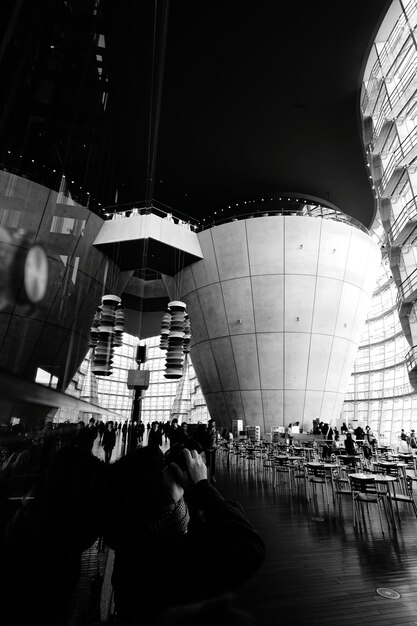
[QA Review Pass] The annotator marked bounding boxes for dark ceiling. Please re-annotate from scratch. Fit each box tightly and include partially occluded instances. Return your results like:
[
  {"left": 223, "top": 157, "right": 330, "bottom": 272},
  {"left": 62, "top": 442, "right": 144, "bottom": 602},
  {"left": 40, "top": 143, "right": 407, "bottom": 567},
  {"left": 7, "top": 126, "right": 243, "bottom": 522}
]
[
  {"left": 102, "top": 0, "right": 391, "bottom": 228},
  {"left": 0, "top": 0, "right": 392, "bottom": 229}
]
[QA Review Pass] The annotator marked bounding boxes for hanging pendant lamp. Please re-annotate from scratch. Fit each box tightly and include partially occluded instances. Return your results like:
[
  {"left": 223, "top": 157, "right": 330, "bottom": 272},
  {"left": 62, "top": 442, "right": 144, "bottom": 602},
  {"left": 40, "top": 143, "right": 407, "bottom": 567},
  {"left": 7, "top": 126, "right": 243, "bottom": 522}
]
[
  {"left": 164, "top": 300, "right": 187, "bottom": 379},
  {"left": 90, "top": 294, "right": 124, "bottom": 376}
]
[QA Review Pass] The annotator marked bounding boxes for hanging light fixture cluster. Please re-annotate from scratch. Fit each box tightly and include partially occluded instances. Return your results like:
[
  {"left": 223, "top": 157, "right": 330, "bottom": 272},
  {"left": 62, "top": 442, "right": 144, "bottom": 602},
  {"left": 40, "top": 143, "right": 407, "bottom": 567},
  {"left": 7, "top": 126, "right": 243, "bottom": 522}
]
[
  {"left": 159, "top": 308, "right": 172, "bottom": 351},
  {"left": 159, "top": 300, "right": 190, "bottom": 379},
  {"left": 88, "top": 294, "right": 124, "bottom": 376}
]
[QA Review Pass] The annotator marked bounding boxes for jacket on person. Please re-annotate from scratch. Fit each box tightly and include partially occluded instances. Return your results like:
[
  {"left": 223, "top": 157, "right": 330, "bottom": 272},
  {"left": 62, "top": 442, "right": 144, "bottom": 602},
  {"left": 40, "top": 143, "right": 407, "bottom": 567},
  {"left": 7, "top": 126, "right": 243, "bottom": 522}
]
[{"left": 105, "top": 479, "right": 265, "bottom": 624}]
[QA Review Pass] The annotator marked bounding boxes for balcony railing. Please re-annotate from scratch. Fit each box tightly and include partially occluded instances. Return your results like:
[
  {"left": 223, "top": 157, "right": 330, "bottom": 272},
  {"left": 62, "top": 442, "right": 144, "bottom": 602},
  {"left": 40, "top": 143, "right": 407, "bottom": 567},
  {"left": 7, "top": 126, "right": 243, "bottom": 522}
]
[
  {"left": 344, "top": 382, "right": 415, "bottom": 401},
  {"left": 405, "top": 344, "right": 417, "bottom": 375},
  {"left": 388, "top": 195, "right": 417, "bottom": 244},
  {"left": 396, "top": 267, "right": 417, "bottom": 310}
]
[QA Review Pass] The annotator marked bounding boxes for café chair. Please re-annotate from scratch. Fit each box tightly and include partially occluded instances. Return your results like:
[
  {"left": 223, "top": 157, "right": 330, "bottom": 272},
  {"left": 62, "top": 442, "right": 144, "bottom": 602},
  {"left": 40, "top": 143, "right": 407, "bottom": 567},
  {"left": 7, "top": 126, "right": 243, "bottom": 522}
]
[
  {"left": 292, "top": 459, "right": 308, "bottom": 496},
  {"left": 333, "top": 466, "right": 352, "bottom": 506},
  {"left": 349, "top": 475, "right": 391, "bottom": 534},
  {"left": 274, "top": 456, "right": 293, "bottom": 491},
  {"left": 389, "top": 475, "right": 417, "bottom": 520},
  {"left": 262, "top": 451, "right": 276, "bottom": 483},
  {"left": 305, "top": 463, "right": 332, "bottom": 510}
]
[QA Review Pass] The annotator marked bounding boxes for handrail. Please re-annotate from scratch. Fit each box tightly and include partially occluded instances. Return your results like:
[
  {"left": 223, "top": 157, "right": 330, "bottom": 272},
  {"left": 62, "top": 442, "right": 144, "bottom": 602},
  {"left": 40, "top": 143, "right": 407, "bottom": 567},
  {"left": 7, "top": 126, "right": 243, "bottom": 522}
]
[
  {"left": 388, "top": 195, "right": 417, "bottom": 243},
  {"left": 396, "top": 266, "right": 417, "bottom": 306},
  {"left": 198, "top": 206, "right": 369, "bottom": 235},
  {"left": 405, "top": 344, "right": 417, "bottom": 373},
  {"left": 345, "top": 382, "right": 416, "bottom": 401},
  {"left": 106, "top": 203, "right": 370, "bottom": 235}
]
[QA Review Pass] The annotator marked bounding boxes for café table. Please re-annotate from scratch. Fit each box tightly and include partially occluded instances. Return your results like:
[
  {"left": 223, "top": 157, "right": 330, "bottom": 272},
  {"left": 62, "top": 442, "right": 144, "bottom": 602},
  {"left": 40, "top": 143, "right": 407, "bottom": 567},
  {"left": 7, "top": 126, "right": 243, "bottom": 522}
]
[
  {"left": 373, "top": 460, "right": 408, "bottom": 491},
  {"left": 306, "top": 461, "right": 339, "bottom": 500},
  {"left": 349, "top": 472, "right": 398, "bottom": 531}
]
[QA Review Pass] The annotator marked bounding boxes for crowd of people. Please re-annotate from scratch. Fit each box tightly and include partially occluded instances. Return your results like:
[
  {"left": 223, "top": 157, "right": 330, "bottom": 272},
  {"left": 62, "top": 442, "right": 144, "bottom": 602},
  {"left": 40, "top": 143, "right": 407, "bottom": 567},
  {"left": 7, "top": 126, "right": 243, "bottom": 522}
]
[{"left": 312, "top": 420, "right": 417, "bottom": 460}]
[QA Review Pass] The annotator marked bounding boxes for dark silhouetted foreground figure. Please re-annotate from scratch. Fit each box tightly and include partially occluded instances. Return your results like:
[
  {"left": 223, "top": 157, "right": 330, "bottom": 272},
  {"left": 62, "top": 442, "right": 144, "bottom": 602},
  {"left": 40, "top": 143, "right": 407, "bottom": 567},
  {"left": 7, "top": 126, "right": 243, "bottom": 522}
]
[
  {"left": 1, "top": 446, "right": 107, "bottom": 625},
  {"left": 104, "top": 445, "right": 265, "bottom": 625}
]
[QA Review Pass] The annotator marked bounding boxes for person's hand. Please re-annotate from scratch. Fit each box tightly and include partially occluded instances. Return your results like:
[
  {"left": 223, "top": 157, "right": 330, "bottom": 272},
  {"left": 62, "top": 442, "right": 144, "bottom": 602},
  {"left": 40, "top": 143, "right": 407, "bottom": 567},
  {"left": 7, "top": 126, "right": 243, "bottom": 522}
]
[
  {"left": 183, "top": 448, "right": 207, "bottom": 484},
  {"left": 169, "top": 448, "right": 207, "bottom": 488}
]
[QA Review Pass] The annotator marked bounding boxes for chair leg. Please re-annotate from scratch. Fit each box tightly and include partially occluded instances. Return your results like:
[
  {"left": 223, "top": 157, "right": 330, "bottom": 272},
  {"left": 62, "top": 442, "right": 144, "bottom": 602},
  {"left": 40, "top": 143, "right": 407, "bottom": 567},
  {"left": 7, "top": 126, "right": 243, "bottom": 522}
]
[{"left": 376, "top": 499, "right": 385, "bottom": 535}]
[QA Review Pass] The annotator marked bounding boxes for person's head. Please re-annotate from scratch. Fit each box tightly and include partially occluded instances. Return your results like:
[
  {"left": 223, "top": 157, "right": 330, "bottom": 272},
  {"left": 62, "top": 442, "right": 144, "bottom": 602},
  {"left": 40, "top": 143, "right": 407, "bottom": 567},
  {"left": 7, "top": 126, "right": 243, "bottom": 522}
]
[
  {"left": 108, "top": 421, "right": 114, "bottom": 429},
  {"left": 346, "top": 432, "right": 352, "bottom": 439},
  {"left": 104, "top": 446, "right": 189, "bottom": 548},
  {"left": 208, "top": 419, "right": 216, "bottom": 430}
]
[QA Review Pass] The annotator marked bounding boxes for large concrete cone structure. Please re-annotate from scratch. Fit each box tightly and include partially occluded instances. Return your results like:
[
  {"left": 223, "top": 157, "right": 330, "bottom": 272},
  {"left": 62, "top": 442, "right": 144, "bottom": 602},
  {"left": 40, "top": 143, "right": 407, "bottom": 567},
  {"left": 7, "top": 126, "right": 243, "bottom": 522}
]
[{"left": 168, "top": 214, "right": 380, "bottom": 437}]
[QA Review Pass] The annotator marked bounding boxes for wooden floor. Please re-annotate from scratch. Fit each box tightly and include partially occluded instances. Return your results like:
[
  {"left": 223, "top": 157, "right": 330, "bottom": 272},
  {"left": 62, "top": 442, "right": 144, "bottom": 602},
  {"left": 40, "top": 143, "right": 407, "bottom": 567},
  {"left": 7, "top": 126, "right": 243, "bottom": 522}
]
[{"left": 215, "top": 452, "right": 417, "bottom": 626}]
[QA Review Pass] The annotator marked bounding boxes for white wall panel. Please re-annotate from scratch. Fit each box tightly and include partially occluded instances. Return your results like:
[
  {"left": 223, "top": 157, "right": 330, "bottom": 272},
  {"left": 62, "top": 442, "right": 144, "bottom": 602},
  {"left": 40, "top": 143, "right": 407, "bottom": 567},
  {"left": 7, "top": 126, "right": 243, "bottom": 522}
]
[
  {"left": 223, "top": 391, "right": 245, "bottom": 423},
  {"left": 252, "top": 275, "right": 285, "bottom": 332},
  {"left": 194, "top": 341, "right": 222, "bottom": 392},
  {"left": 351, "top": 290, "right": 374, "bottom": 345},
  {"left": 197, "top": 283, "right": 229, "bottom": 338},
  {"left": 284, "top": 389, "right": 307, "bottom": 424},
  {"left": 222, "top": 277, "right": 255, "bottom": 334},
  {"left": 284, "top": 274, "right": 316, "bottom": 333},
  {"left": 303, "top": 390, "right": 325, "bottom": 424},
  {"left": 318, "top": 220, "right": 352, "bottom": 279},
  {"left": 320, "top": 391, "right": 340, "bottom": 422},
  {"left": 306, "top": 333, "right": 334, "bottom": 390},
  {"left": 257, "top": 332, "right": 284, "bottom": 389},
  {"left": 337, "top": 341, "right": 360, "bottom": 394},
  {"left": 247, "top": 217, "right": 284, "bottom": 275},
  {"left": 240, "top": 390, "right": 263, "bottom": 426},
  {"left": 343, "top": 230, "right": 373, "bottom": 288},
  {"left": 177, "top": 265, "right": 195, "bottom": 297},
  {"left": 285, "top": 216, "right": 321, "bottom": 275},
  {"left": 312, "top": 276, "right": 343, "bottom": 335},
  {"left": 334, "top": 282, "right": 361, "bottom": 339},
  {"left": 284, "top": 332, "right": 310, "bottom": 389},
  {"left": 231, "top": 333, "right": 260, "bottom": 389},
  {"left": 210, "top": 337, "right": 239, "bottom": 391},
  {"left": 262, "top": 389, "right": 285, "bottom": 429},
  {"left": 191, "top": 230, "right": 219, "bottom": 289},
  {"left": 212, "top": 221, "right": 249, "bottom": 281},
  {"left": 325, "top": 336, "right": 349, "bottom": 392},
  {"left": 204, "top": 392, "right": 229, "bottom": 423},
  {"left": 363, "top": 244, "right": 382, "bottom": 293}
]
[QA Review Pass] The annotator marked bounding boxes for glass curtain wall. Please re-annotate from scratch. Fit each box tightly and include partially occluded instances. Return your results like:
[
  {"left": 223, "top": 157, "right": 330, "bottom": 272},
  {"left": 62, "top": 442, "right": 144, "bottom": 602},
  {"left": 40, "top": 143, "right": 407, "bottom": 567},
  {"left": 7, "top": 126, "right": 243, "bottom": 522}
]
[{"left": 346, "top": 0, "right": 417, "bottom": 446}]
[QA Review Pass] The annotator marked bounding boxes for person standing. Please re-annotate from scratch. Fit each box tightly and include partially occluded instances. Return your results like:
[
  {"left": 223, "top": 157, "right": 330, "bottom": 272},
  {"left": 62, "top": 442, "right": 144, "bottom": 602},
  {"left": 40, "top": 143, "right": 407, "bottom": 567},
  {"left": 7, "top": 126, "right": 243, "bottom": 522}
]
[
  {"left": 137, "top": 420, "right": 145, "bottom": 445},
  {"left": 168, "top": 418, "right": 186, "bottom": 446},
  {"left": 203, "top": 419, "right": 218, "bottom": 483},
  {"left": 344, "top": 431, "right": 357, "bottom": 456},
  {"left": 148, "top": 421, "right": 163, "bottom": 449},
  {"left": 102, "top": 421, "right": 116, "bottom": 464},
  {"left": 76, "top": 417, "right": 98, "bottom": 453},
  {"left": 98, "top": 420, "right": 106, "bottom": 445}
]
